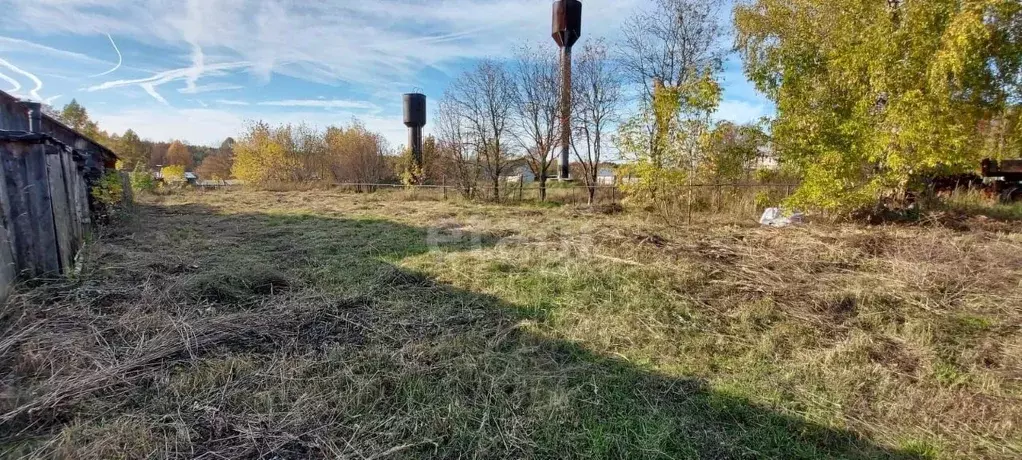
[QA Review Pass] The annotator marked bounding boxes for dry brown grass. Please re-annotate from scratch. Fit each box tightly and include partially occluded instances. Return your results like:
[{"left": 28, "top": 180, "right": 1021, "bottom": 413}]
[{"left": 1, "top": 189, "right": 1020, "bottom": 459}]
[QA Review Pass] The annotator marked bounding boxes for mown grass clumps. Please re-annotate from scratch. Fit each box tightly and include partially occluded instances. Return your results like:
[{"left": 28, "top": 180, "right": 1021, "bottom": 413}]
[
  {"left": 1, "top": 189, "right": 1020, "bottom": 459},
  {"left": 178, "top": 265, "right": 292, "bottom": 303}
]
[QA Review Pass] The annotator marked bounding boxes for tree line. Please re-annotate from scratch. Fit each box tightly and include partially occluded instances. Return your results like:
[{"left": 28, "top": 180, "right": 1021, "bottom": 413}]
[
  {"left": 49, "top": 99, "right": 236, "bottom": 182},
  {"left": 48, "top": 98, "right": 404, "bottom": 188}
]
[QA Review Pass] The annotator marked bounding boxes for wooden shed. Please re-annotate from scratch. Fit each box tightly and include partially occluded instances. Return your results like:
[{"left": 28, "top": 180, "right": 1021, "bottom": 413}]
[{"left": 0, "top": 90, "right": 119, "bottom": 303}]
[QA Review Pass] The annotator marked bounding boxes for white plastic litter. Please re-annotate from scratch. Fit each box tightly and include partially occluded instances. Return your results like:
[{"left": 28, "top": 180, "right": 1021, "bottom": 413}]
[{"left": 759, "top": 208, "right": 804, "bottom": 227}]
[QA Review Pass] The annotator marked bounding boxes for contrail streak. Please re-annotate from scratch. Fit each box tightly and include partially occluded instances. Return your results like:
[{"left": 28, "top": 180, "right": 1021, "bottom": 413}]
[
  {"left": 88, "top": 61, "right": 248, "bottom": 105},
  {"left": 140, "top": 83, "right": 168, "bottom": 105},
  {"left": 0, "top": 57, "right": 43, "bottom": 100},
  {"left": 0, "top": 70, "right": 20, "bottom": 92},
  {"left": 88, "top": 33, "right": 122, "bottom": 77}
]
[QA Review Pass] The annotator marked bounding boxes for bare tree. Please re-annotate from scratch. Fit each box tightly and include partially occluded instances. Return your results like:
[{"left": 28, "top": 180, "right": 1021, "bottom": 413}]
[
  {"left": 510, "top": 44, "right": 561, "bottom": 201},
  {"left": 619, "top": 0, "right": 725, "bottom": 163},
  {"left": 435, "top": 93, "right": 480, "bottom": 198},
  {"left": 448, "top": 60, "right": 516, "bottom": 201},
  {"left": 620, "top": 0, "right": 724, "bottom": 100},
  {"left": 572, "top": 39, "right": 623, "bottom": 205}
]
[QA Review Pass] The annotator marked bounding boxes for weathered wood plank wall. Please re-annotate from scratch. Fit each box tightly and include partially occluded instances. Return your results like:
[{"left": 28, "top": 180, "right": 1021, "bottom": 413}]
[
  {"left": 0, "top": 141, "right": 61, "bottom": 275},
  {"left": 0, "top": 143, "right": 15, "bottom": 303},
  {"left": 47, "top": 149, "right": 75, "bottom": 271},
  {"left": 0, "top": 89, "right": 120, "bottom": 303}
]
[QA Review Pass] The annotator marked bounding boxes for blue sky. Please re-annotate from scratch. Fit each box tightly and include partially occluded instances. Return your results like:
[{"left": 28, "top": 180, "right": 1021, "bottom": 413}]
[{"left": 0, "top": 0, "right": 773, "bottom": 148}]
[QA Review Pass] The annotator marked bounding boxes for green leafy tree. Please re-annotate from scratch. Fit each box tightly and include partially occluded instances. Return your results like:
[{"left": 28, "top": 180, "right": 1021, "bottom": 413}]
[
  {"left": 736, "top": 0, "right": 1022, "bottom": 214},
  {"left": 58, "top": 98, "right": 106, "bottom": 141},
  {"left": 59, "top": 99, "right": 92, "bottom": 132},
  {"left": 130, "top": 162, "right": 156, "bottom": 194},
  {"left": 116, "top": 129, "right": 148, "bottom": 169},
  {"left": 617, "top": 75, "right": 722, "bottom": 201},
  {"left": 701, "top": 121, "right": 770, "bottom": 184}
]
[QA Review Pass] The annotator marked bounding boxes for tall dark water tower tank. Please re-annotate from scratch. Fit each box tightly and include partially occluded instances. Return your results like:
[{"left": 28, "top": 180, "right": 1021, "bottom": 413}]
[
  {"left": 552, "top": 0, "right": 582, "bottom": 180},
  {"left": 551, "top": 0, "right": 582, "bottom": 48},
  {"left": 403, "top": 93, "right": 427, "bottom": 171}
]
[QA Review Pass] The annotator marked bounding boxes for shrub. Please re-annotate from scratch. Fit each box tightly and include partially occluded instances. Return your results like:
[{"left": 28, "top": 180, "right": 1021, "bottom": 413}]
[
  {"left": 92, "top": 171, "right": 125, "bottom": 207},
  {"left": 130, "top": 164, "right": 156, "bottom": 194},
  {"left": 160, "top": 165, "right": 186, "bottom": 184}
]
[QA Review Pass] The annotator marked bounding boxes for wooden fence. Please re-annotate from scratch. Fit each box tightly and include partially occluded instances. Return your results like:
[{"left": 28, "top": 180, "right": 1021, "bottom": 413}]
[{"left": 0, "top": 90, "right": 118, "bottom": 304}]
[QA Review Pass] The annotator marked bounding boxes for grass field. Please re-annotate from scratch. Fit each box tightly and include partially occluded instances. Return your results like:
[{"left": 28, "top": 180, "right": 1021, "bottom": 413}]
[{"left": 2, "top": 189, "right": 1021, "bottom": 459}]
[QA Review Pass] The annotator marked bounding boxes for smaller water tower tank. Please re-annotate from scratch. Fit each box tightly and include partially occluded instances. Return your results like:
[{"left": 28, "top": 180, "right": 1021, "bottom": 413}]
[{"left": 403, "top": 93, "right": 427, "bottom": 172}]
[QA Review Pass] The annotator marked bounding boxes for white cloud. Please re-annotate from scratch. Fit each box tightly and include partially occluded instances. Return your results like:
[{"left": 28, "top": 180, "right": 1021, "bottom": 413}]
[
  {"left": 258, "top": 99, "right": 378, "bottom": 110},
  {"left": 4, "top": 0, "right": 771, "bottom": 149},
  {"left": 214, "top": 99, "right": 249, "bottom": 106},
  {"left": 2, "top": 0, "right": 645, "bottom": 89}
]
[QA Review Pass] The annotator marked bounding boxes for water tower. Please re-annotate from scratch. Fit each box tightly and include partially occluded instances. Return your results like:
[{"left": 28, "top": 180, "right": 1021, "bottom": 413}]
[
  {"left": 552, "top": 0, "right": 581, "bottom": 181},
  {"left": 403, "top": 93, "right": 427, "bottom": 176}
]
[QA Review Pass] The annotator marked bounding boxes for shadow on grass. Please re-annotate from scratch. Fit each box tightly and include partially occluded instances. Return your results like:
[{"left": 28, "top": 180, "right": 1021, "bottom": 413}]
[
  {"left": 944, "top": 202, "right": 1022, "bottom": 222},
  {"left": 3, "top": 202, "right": 924, "bottom": 459}
]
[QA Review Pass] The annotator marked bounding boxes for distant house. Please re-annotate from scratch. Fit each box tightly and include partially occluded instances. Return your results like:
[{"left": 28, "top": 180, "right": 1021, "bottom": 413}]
[
  {"left": 570, "top": 162, "right": 619, "bottom": 185},
  {"left": 502, "top": 158, "right": 554, "bottom": 183},
  {"left": 154, "top": 169, "right": 205, "bottom": 186},
  {"left": 596, "top": 166, "right": 616, "bottom": 185},
  {"left": 753, "top": 145, "right": 779, "bottom": 171},
  {"left": 503, "top": 158, "right": 620, "bottom": 184},
  {"left": 504, "top": 162, "right": 535, "bottom": 183}
]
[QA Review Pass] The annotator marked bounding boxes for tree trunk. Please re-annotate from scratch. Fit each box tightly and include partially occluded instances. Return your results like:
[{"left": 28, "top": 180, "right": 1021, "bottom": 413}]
[
  {"left": 588, "top": 184, "right": 596, "bottom": 205},
  {"left": 492, "top": 177, "right": 500, "bottom": 202},
  {"left": 539, "top": 177, "right": 547, "bottom": 201}
]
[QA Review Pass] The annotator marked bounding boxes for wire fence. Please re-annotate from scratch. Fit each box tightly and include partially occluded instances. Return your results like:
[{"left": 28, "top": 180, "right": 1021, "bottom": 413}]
[{"left": 197, "top": 180, "right": 800, "bottom": 217}]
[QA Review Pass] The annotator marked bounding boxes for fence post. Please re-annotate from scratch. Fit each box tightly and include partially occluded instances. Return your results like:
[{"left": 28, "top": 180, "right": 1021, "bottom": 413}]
[
  {"left": 733, "top": 184, "right": 739, "bottom": 215},
  {"left": 687, "top": 186, "right": 693, "bottom": 225}
]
